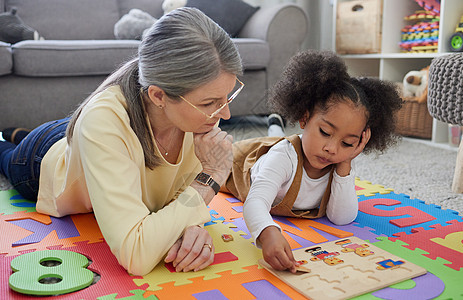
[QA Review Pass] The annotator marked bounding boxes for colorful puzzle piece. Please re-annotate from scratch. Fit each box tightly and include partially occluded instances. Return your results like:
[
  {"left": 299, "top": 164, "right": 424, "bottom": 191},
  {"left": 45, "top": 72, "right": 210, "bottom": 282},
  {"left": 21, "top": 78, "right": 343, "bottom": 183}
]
[
  {"left": 391, "top": 219, "right": 463, "bottom": 270},
  {"left": 97, "top": 289, "right": 159, "bottom": 300},
  {"left": 146, "top": 265, "right": 305, "bottom": 300},
  {"left": 190, "top": 279, "right": 294, "bottom": 300},
  {"left": 9, "top": 216, "right": 80, "bottom": 246},
  {"left": 224, "top": 217, "right": 253, "bottom": 240},
  {"left": 355, "top": 192, "right": 462, "bottom": 236},
  {"left": 0, "top": 190, "right": 36, "bottom": 215},
  {"left": 1, "top": 211, "right": 104, "bottom": 256},
  {"left": 274, "top": 217, "right": 353, "bottom": 249},
  {"left": 207, "top": 193, "right": 243, "bottom": 222},
  {"left": 0, "top": 187, "right": 462, "bottom": 299},
  {"left": 372, "top": 236, "right": 463, "bottom": 299},
  {"left": 204, "top": 209, "right": 224, "bottom": 226},
  {"left": 355, "top": 178, "right": 394, "bottom": 197},
  {"left": 372, "top": 272, "right": 445, "bottom": 300},
  {"left": 133, "top": 221, "right": 263, "bottom": 291},
  {"left": 9, "top": 250, "right": 94, "bottom": 296},
  {"left": 48, "top": 241, "right": 147, "bottom": 299}
]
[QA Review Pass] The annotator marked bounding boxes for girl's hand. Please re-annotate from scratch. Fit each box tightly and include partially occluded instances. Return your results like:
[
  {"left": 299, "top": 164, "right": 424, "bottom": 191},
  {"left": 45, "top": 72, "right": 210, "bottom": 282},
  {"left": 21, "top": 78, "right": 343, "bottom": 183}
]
[
  {"left": 351, "top": 127, "right": 371, "bottom": 159},
  {"left": 258, "top": 226, "right": 297, "bottom": 273},
  {"left": 194, "top": 127, "right": 233, "bottom": 185},
  {"left": 336, "top": 127, "right": 371, "bottom": 176},
  {"left": 164, "top": 225, "right": 214, "bottom": 272}
]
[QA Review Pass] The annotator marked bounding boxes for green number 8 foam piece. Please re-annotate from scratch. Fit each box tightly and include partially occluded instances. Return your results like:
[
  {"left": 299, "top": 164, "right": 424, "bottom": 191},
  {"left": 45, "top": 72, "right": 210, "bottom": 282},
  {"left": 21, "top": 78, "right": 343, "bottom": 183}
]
[{"left": 9, "top": 250, "right": 94, "bottom": 296}]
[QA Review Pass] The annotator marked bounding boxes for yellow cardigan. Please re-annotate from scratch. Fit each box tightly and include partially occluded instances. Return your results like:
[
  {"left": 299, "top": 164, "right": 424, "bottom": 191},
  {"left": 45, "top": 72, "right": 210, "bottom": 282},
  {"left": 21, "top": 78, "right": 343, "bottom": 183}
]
[{"left": 36, "top": 86, "right": 211, "bottom": 275}]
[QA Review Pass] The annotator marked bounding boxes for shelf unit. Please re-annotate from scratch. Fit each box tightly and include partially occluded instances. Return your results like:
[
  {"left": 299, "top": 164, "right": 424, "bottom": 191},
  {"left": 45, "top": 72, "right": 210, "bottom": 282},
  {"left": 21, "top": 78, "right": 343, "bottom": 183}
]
[{"left": 332, "top": 0, "right": 463, "bottom": 146}]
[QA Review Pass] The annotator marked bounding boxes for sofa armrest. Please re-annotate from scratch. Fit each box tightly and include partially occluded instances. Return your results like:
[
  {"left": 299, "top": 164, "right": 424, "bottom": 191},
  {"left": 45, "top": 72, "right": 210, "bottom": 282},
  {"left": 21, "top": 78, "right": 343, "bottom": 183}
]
[
  {"left": 0, "top": 41, "right": 12, "bottom": 76},
  {"left": 239, "top": 4, "right": 308, "bottom": 87}
]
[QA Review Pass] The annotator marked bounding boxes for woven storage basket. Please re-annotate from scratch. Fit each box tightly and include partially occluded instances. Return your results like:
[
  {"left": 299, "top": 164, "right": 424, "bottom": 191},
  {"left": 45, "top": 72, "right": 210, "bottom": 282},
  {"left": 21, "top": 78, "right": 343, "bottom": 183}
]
[{"left": 396, "top": 98, "right": 433, "bottom": 139}]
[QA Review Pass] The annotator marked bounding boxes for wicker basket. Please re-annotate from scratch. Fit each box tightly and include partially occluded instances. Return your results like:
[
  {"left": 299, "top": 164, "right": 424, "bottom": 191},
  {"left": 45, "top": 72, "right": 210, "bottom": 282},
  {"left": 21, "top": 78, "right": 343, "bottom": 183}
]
[{"left": 396, "top": 98, "right": 433, "bottom": 139}]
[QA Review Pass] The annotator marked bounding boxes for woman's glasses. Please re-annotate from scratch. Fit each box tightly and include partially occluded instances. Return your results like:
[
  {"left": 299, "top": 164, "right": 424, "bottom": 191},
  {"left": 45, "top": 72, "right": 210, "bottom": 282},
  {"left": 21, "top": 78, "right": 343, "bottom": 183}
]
[{"left": 179, "top": 78, "right": 244, "bottom": 119}]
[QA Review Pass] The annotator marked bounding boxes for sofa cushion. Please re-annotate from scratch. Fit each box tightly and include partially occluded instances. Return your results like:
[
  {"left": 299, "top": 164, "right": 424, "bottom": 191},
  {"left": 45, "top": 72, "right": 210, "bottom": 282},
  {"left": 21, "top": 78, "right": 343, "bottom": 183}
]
[
  {"left": 5, "top": 0, "right": 120, "bottom": 40},
  {"left": 0, "top": 41, "right": 12, "bottom": 75},
  {"left": 12, "top": 40, "right": 139, "bottom": 77},
  {"left": 232, "top": 38, "right": 269, "bottom": 70},
  {"left": 117, "top": 0, "right": 164, "bottom": 19},
  {"left": 185, "top": 0, "right": 259, "bottom": 37}
]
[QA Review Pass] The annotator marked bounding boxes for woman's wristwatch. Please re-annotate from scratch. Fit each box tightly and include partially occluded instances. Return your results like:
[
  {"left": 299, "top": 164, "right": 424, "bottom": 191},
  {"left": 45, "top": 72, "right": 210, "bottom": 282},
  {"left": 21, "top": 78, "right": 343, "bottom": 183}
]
[{"left": 195, "top": 172, "right": 220, "bottom": 195}]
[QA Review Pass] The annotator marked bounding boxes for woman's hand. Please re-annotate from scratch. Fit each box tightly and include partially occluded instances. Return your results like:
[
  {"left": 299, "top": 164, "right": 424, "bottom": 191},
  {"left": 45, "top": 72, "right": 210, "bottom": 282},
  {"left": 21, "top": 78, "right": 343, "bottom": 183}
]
[
  {"left": 258, "top": 226, "right": 297, "bottom": 273},
  {"left": 336, "top": 127, "right": 371, "bottom": 176},
  {"left": 194, "top": 127, "right": 233, "bottom": 185},
  {"left": 164, "top": 225, "right": 214, "bottom": 272}
]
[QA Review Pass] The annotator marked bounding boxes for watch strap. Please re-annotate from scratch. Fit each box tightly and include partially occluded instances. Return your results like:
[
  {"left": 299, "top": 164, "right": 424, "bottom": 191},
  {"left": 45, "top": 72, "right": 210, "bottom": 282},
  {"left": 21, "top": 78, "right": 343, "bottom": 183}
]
[{"left": 195, "top": 172, "right": 220, "bottom": 195}]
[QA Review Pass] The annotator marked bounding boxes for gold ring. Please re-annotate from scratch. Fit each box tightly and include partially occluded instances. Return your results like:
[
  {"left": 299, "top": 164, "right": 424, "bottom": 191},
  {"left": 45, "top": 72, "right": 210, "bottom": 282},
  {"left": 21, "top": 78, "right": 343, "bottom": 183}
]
[{"left": 203, "top": 243, "right": 212, "bottom": 251}]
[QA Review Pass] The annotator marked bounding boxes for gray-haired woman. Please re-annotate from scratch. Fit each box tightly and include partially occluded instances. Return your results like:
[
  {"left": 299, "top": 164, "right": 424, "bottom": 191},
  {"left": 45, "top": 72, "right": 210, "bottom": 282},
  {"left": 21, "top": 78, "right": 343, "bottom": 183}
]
[{"left": 0, "top": 8, "right": 243, "bottom": 276}]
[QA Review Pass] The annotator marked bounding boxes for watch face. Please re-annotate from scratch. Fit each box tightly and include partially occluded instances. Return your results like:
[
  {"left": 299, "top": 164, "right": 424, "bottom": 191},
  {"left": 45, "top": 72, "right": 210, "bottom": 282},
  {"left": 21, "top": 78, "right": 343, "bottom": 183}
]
[{"left": 196, "top": 172, "right": 210, "bottom": 184}]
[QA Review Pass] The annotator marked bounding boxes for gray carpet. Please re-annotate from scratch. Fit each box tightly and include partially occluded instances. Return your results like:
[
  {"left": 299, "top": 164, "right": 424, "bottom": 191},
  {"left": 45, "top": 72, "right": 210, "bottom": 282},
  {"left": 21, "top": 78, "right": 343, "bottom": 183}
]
[
  {"left": 1, "top": 116, "right": 462, "bottom": 216},
  {"left": 355, "top": 138, "right": 462, "bottom": 215}
]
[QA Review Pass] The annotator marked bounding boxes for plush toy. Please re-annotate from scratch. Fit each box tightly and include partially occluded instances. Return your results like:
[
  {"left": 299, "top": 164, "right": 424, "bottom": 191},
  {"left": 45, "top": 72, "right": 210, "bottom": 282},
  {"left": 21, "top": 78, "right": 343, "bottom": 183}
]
[
  {"left": 162, "top": 0, "right": 187, "bottom": 14},
  {"left": 402, "top": 66, "right": 429, "bottom": 103},
  {"left": 114, "top": 8, "right": 157, "bottom": 40},
  {"left": 0, "top": 7, "right": 43, "bottom": 44},
  {"left": 114, "top": 0, "right": 187, "bottom": 40}
]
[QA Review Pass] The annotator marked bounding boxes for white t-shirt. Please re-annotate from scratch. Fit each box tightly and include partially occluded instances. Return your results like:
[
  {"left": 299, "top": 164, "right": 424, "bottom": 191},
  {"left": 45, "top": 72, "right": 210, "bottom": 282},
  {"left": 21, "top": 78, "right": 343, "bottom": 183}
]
[{"left": 243, "top": 136, "right": 359, "bottom": 243}]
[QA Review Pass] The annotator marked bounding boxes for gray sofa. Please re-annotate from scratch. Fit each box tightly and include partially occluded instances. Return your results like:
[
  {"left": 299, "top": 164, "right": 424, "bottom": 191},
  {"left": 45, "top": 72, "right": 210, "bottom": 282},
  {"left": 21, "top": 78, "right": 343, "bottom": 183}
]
[{"left": 0, "top": 0, "right": 308, "bottom": 129}]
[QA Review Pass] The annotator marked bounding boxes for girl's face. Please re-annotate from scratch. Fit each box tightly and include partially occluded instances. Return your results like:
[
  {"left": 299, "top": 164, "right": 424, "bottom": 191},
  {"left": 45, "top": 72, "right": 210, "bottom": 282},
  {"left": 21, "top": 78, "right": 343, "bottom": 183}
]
[
  {"left": 165, "top": 72, "right": 237, "bottom": 133},
  {"left": 300, "top": 100, "right": 368, "bottom": 176}
]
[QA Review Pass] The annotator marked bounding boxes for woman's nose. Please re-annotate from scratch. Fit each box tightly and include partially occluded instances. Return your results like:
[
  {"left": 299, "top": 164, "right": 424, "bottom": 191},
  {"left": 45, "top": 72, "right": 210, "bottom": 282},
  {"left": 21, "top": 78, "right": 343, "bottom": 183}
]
[{"left": 218, "top": 103, "right": 231, "bottom": 120}]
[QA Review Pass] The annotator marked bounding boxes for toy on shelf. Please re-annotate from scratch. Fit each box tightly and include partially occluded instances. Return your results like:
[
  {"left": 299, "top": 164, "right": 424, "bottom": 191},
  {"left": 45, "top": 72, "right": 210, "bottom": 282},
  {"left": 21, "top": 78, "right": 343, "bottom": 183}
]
[
  {"left": 414, "top": 0, "right": 440, "bottom": 14},
  {"left": 449, "top": 16, "right": 463, "bottom": 52},
  {"left": 402, "top": 66, "right": 429, "bottom": 103},
  {"left": 399, "top": 8, "right": 440, "bottom": 53}
]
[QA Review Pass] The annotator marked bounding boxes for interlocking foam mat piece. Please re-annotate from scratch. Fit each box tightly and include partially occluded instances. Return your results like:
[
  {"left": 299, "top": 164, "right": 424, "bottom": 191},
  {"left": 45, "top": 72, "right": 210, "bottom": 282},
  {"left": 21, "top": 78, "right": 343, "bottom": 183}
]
[{"left": 1, "top": 177, "right": 462, "bottom": 299}]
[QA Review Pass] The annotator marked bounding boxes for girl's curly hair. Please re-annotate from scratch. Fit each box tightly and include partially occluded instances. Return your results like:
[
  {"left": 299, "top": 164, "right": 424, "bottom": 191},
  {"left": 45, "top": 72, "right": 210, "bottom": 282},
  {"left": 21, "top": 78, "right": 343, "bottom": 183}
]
[{"left": 268, "top": 50, "right": 403, "bottom": 154}]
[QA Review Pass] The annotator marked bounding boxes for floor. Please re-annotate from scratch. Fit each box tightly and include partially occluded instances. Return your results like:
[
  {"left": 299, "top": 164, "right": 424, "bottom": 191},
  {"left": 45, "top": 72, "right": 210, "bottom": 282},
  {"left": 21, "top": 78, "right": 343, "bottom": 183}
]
[{"left": 219, "top": 115, "right": 302, "bottom": 141}]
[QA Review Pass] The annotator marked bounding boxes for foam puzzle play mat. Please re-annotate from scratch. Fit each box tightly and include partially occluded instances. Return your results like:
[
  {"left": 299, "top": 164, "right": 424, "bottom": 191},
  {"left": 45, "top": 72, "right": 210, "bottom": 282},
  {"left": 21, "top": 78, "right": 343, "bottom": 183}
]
[{"left": 1, "top": 177, "right": 462, "bottom": 299}]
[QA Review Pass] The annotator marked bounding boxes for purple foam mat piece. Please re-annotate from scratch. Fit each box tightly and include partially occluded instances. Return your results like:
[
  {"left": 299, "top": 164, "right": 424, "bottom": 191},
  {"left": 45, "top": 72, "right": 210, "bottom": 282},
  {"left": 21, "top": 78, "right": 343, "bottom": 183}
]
[
  {"left": 232, "top": 206, "right": 243, "bottom": 213},
  {"left": 226, "top": 197, "right": 241, "bottom": 203},
  {"left": 315, "top": 217, "right": 387, "bottom": 242},
  {"left": 9, "top": 215, "right": 80, "bottom": 246},
  {"left": 372, "top": 272, "right": 445, "bottom": 299},
  {"left": 242, "top": 280, "right": 292, "bottom": 299},
  {"left": 193, "top": 289, "right": 228, "bottom": 300},
  {"left": 224, "top": 217, "right": 252, "bottom": 239}
]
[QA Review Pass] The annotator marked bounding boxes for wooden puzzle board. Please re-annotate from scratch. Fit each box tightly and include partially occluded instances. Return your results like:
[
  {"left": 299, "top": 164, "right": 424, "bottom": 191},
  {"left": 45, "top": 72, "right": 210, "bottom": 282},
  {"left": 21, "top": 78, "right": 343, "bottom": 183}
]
[{"left": 259, "top": 236, "right": 427, "bottom": 300}]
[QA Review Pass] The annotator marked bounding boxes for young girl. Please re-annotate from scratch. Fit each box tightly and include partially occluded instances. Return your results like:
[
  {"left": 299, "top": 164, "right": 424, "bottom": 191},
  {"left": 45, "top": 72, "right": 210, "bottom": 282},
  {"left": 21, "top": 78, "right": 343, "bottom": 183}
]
[{"left": 224, "top": 50, "right": 402, "bottom": 273}]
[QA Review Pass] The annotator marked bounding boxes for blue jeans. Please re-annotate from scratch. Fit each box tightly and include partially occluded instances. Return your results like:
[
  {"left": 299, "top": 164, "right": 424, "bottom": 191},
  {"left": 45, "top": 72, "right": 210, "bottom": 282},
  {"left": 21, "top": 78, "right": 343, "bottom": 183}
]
[{"left": 0, "top": 118, "right": 70, "bottom": 201}]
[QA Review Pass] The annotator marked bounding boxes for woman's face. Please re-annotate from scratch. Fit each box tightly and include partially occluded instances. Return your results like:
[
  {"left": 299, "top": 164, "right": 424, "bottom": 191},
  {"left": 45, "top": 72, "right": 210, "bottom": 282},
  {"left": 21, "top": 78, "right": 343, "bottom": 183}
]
[{"left": 166, "top": 72, "right": 238, "bottom": 133}]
